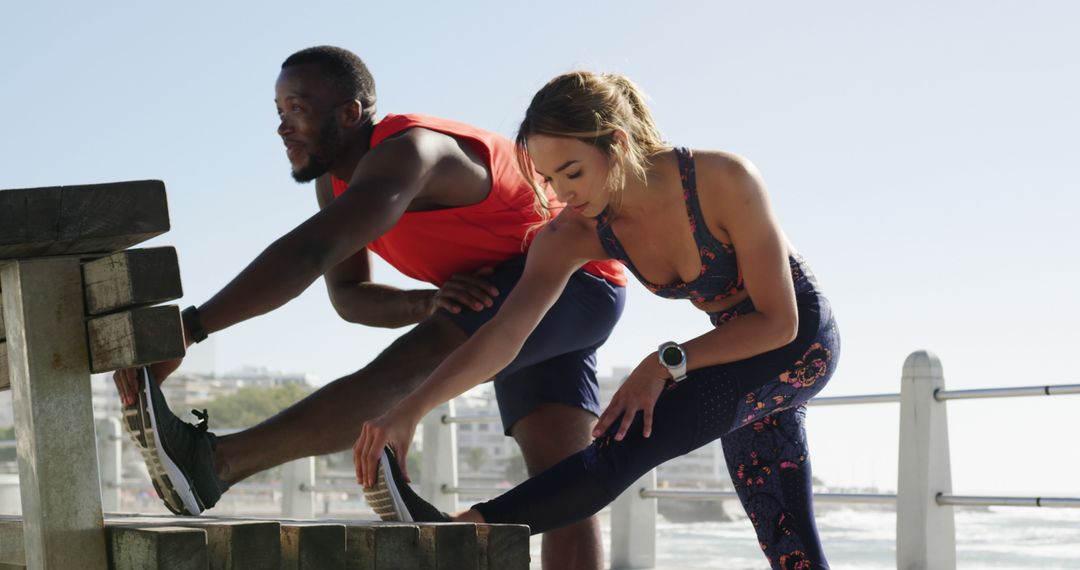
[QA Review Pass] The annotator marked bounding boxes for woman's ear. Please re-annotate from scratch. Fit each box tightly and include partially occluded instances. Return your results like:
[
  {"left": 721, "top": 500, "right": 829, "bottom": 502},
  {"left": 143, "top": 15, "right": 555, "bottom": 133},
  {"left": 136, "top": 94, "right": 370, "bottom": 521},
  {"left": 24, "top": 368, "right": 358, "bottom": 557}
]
[{"left": 611, "top": 129, "right": 630, "bottom": 153}]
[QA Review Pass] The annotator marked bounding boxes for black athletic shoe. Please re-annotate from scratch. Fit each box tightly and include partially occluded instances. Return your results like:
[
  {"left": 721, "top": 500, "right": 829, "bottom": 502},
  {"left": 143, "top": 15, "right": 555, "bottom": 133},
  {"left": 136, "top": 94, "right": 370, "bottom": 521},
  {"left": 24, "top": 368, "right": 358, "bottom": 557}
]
[
  {"left": 121, "top": 367, "right": 227, "bottom": 515},
  {"left": 363, "top": 447, "right": 450, "bottom": 523}
]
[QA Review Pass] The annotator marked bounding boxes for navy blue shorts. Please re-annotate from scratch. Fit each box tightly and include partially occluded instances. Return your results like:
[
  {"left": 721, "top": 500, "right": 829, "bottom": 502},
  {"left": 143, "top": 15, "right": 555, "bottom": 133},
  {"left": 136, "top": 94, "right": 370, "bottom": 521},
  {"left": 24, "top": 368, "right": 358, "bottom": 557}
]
[{"left": 440, "top": 256, "right": 626, "bottom": 434}]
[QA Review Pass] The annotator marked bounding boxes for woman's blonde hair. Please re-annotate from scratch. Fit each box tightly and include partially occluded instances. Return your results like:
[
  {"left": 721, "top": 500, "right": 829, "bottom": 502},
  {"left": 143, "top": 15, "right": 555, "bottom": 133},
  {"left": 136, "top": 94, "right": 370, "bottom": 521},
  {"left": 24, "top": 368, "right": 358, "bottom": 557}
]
[{"left": 515, "top": 71, "right": 667, "bottom": 220}]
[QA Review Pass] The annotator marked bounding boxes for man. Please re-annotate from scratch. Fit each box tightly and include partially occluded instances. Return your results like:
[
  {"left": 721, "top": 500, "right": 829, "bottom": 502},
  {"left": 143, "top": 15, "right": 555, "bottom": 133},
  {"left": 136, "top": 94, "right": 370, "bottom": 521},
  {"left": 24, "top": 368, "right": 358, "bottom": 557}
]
[{"left": 115, "top": 46, "right": 625, "bottom": 569}]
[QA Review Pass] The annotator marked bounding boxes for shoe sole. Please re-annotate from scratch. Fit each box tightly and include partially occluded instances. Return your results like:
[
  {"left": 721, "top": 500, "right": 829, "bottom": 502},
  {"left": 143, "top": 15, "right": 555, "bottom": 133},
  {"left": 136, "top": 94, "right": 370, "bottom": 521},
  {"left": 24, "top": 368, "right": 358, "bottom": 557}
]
[
  {"left": 362, "top": 449, "right": 413, "bottom": 522},
  {"left": 121, "top": 368, "right": 203, "bottom": 516}
]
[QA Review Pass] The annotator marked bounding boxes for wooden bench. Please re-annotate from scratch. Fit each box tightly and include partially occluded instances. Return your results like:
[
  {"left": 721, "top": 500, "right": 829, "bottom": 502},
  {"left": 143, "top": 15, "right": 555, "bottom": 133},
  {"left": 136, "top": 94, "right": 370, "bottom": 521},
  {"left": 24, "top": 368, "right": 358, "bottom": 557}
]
[
  {"left": 0, "top": 180, "right": 531, "bottom": 569},
  {"left": 0, "top": 515, "right": 529, "bottom": 569}
]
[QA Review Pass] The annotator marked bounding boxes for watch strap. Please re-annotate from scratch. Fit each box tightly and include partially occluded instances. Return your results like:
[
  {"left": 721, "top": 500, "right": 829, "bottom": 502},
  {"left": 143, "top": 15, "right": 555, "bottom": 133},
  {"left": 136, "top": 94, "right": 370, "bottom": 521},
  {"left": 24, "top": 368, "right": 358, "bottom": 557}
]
[{"left": 181, "top": 306, "right": 209, "bottom": 344}]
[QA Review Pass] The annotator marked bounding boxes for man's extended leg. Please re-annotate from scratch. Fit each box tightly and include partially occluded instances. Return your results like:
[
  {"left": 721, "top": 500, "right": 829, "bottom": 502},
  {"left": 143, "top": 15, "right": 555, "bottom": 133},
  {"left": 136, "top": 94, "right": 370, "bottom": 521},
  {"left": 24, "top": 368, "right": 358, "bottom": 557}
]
[
  {"left": 213, "top": 315, "right": 467, "bottom": 485},
  {"left": 512, "top": 403, "right": 603, "bottom": 570}
]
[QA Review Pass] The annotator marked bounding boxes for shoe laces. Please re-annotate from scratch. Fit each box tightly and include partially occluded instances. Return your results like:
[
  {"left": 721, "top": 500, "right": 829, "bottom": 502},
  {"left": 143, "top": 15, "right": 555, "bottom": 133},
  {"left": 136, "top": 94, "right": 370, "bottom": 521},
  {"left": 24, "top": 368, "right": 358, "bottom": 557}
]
[{"left": 190, "top": 409, "right": 210, "bottom": 433}]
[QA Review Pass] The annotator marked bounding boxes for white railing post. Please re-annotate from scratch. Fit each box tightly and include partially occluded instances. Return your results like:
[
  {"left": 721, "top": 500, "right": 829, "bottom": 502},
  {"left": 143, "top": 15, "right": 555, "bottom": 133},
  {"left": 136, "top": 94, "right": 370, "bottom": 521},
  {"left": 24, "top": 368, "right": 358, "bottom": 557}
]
[
  {"left": 96, "top": 417, "right": 122, "bottom": 512},
  {"left": 897, "top": 350, "right": 956, "bottom": 569},
  {"left": 610, "top": 468, "right": 657, "bottom": 569},
  {"left": 282, "top": 456, "right": 316, "bottom": 518},
  {"left": 421, "top": 400, "right": 458, "bottom": 513}
]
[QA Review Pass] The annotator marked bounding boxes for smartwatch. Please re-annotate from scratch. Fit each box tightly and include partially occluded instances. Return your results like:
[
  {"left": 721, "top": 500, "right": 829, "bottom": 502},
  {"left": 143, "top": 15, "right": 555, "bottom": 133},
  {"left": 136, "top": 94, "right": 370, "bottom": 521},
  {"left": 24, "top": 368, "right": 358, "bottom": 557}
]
[{"left": 658, "top": 341, "right": 687, "bottom": 382}]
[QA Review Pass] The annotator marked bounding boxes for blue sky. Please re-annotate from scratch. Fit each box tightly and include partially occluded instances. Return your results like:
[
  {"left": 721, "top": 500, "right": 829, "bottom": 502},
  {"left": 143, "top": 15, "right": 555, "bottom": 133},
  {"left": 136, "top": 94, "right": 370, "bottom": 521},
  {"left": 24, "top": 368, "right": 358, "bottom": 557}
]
[{"left": 3, "top": 2, "right": 1078, "bottom": 494}]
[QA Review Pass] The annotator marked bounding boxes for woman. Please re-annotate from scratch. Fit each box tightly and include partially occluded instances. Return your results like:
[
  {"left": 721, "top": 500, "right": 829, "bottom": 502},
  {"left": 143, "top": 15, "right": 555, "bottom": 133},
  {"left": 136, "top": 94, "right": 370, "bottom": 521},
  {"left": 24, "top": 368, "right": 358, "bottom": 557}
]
[{"left": 356, "top": 71, "right": 840, "bottom": 569}]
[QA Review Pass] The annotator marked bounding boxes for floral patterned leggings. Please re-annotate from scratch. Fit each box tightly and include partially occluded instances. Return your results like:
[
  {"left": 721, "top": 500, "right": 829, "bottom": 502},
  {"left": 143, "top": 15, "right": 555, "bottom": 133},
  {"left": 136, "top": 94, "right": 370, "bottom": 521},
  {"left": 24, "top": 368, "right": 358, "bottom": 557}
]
[{"left": 473, "top": 292, "right": 839, "bottom": 570}]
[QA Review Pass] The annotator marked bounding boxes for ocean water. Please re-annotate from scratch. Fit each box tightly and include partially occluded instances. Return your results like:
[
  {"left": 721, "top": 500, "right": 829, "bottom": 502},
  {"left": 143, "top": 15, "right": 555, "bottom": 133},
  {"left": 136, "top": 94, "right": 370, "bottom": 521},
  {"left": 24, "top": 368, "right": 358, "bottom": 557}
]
[{"left": 643, "top": 507, "right": 1080, "bottom": 569}]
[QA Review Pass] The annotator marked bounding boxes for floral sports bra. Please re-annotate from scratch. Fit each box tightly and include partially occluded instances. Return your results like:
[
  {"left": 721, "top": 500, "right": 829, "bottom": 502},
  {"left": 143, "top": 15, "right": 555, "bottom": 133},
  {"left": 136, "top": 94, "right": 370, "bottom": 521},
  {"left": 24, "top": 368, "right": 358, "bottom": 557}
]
[{"left": 594, "top": 147, "right": 743, "bottom": 304}]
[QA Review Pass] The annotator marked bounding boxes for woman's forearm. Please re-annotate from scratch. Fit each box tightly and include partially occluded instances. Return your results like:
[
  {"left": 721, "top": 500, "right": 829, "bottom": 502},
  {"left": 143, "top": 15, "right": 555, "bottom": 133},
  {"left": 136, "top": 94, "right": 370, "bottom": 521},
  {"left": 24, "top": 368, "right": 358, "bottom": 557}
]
[{"left": 681, "top": 310, "right": 798, "bottom": 373}]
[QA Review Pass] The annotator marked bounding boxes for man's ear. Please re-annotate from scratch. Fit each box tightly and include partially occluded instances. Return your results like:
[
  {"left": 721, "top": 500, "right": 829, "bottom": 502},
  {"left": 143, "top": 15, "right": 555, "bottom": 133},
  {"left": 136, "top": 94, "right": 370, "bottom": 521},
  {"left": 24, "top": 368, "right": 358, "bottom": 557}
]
[{"left": 340, "top": 100, "right": 364, "bottom": 128}]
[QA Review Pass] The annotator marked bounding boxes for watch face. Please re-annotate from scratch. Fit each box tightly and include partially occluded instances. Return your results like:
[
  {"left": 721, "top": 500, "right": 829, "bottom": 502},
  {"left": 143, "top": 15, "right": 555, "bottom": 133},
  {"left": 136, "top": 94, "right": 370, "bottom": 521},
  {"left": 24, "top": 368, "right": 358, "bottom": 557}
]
[{"left": 661, "top": 345, "right": 684, "bottom": 367}]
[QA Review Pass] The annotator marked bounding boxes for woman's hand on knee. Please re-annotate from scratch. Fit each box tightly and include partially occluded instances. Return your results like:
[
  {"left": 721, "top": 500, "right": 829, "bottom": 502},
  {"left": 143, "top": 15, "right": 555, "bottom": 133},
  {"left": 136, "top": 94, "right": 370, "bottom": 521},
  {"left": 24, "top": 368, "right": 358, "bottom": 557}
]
[{"left": 593, "top": 358, "right": 668, "bottom": 441}]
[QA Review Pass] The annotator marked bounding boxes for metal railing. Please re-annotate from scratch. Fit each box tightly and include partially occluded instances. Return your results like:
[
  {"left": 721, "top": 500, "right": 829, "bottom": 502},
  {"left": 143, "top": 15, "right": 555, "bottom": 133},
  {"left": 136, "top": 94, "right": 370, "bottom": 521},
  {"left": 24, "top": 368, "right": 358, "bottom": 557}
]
[
  {"left": 2, "top": 350, "right": 1078, "bottom": 569},
  {"left": 431, "top": 350, "right": 1080, "bottom": 569}
]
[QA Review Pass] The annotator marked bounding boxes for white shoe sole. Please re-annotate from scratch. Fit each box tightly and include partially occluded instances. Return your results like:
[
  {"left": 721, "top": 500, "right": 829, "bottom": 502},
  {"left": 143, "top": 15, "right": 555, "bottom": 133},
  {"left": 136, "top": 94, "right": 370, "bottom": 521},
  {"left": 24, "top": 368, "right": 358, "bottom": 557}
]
[
  {"left": 121, "top": 368, "right": 203, "bottom": 516},
  {"left": 362, "top": 449, "right": 413, "bottom": 522}
]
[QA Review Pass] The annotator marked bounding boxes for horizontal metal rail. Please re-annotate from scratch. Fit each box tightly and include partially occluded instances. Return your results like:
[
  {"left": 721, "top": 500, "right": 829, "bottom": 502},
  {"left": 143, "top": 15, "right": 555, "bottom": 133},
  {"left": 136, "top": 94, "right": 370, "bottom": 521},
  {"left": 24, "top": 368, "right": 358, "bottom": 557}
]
[
  {"left": 808, "top": 393, "right": 900, "bottom": 406},
  {"left": 442, "top": 394, "right": 905, "bottom": 425},
  {"left": 442, "top": 414, "right": 500, "bottom": 424},
  {"left": 442, "top": 485, "right": 513, "bottom": 495},
  {"left": 937, "top": 494, "right": 1080, "bottom": 508},
  {"left": 936, "top": 383, "right": 1080, "bottom": 401},
  {"left": 299, "top": 483, "right": 364, "bottom": 493},
  {"left": 110, "top": 480, "right": 279, "bottom": 493},
  {"left": 642, "top": 489, "right": 899, "bottom": 505}
]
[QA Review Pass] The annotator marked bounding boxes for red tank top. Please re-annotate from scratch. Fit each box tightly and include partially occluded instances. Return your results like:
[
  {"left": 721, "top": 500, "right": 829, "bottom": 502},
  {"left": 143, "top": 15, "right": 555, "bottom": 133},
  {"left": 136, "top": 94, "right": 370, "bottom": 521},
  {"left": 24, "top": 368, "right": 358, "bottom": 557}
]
[{"left": 331, "top": 113, "right": 626, "bottom": 287}]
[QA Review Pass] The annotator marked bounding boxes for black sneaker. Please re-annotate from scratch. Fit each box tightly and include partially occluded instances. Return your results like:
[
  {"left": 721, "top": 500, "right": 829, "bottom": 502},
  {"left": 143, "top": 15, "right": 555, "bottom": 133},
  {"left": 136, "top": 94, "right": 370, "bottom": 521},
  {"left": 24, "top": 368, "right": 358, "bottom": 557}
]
[
  {"left": 121, "top": 367, "right": 227, "bottom": 515},
  {"left": 363, "top": 447, "right": 450, "bottom": 523}
]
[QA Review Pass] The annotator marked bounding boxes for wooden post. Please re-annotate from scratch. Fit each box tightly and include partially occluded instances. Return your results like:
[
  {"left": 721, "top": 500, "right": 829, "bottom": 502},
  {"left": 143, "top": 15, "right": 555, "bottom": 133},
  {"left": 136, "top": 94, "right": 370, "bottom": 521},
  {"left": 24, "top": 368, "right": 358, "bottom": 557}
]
[
  {"left": 98, "top": 417, "right": 123, "bottom": 513},
  {"left": 0, "top": 517, "right": 24, "bottom": 566},
  {"left": 422, "top": 401, "right": 458, "bottom": 513},
  {"left": 897, "top": 350, "right": 956, "bottom": 570},
  {"left": 419, "top": 523, "right": 478, "bottom": 570},
  {"left": 1, "top": 258, "right": 109, "bottom": 569},
  {"left": 108, "top": 526, "right": 208, "bottom": 570},
  {"left": 610, "top": 469, "right": 657, "bottom": 569},
  {"left": 200, "top": 520, "right": 281, "bottom": 570},
  {"left": 1, "top": 297, "right": 8, "bottom": 391},
  {"left": 281, "top": 523, "right": 347, "bottom": 570},
  {"left": 476, "top": 525, "right": 529, "bottom": 570},
  {"left": 282, "top": 457, "right": 316, "bottom": 519},
  {"left": 344, "top": 523, "right": 433, "bottom": 570}
]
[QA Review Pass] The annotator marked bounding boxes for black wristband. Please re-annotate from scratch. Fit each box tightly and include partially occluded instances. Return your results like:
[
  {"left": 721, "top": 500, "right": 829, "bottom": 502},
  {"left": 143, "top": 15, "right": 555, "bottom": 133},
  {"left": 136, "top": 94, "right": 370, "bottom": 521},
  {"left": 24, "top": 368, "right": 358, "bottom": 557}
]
[{"left": 181, "top": 306, "right": 209, "bottom": 344}]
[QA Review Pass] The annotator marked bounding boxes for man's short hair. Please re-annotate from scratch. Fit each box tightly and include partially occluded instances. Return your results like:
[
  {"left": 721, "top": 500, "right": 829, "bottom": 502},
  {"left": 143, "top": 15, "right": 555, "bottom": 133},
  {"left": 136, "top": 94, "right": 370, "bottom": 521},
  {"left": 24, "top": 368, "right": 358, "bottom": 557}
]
[{"left": 282, "top": 46, "right": 377, "bottom": 122}]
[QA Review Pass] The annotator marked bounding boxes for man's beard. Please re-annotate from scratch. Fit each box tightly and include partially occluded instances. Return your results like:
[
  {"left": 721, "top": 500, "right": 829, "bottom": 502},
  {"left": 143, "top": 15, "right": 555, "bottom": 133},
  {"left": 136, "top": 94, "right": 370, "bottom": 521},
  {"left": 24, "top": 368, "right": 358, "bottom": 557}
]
[{"left": 291, "top": 118, "right": 343, "bottom": 183}]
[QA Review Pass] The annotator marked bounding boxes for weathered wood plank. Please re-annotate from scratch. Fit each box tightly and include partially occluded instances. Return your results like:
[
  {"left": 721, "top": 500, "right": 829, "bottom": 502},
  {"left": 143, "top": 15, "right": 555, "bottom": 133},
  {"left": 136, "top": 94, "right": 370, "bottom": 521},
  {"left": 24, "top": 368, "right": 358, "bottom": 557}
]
[
  {"left": 203, "top": 520, "right": 281, "bottom": 570},
  {"left": 86, "top": 304, "right": 185, "bottom": 373},
  {"left": 0, "top": 342, "right": 8, "bottom": 392},
  {"left": 0, "top": 180, "right": 170, "bottom": 259},
  {"left": 1, "top": 258, "right": 108, "bottom": 569},
  {"left": 420, "top": 523, "right": 479, "bottom": 570},
  {"left": 106, "top": 517, "right": 281, "bottom": 570},
  {"left": 0, "top": 517, "right": 24, "bottom": 565},
  {"left": 108, "top": 526, "right": 208, "bottom": 570},
  {"left": 477, "top": 525, "right": 530, "bottom": 570},
  {"left": 1, "top": 293, "right": 6, "bottom": 390},
  {"left": 281, "top": 523, "right": 347, "bottom": 570},
  {"left": 344, "top": 523, "right": 434, "bottom": 570},
  {"left": 81, "top": 247, "right": 183, "bottom": 315}
]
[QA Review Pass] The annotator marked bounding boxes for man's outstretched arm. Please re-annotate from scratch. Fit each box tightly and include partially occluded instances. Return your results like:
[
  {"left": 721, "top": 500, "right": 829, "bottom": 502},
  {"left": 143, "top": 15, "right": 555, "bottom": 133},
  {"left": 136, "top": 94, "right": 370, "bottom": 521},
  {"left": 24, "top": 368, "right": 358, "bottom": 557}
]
[{"left": 195, "top": 134, "right": 429, "bottom": 335}]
